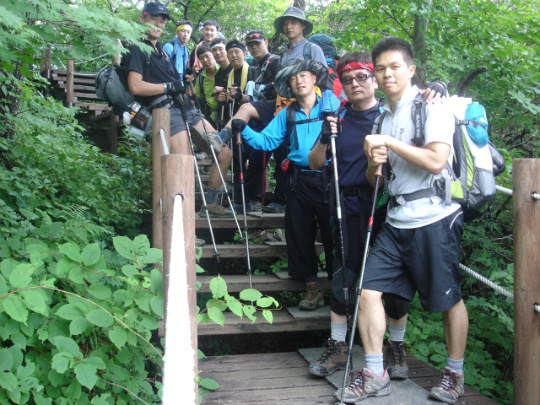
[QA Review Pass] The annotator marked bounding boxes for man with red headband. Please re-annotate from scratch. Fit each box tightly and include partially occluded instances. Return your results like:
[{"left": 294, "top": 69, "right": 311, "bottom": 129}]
[{"left": 308, "top": 52, "right": 446, "bottom": 381}]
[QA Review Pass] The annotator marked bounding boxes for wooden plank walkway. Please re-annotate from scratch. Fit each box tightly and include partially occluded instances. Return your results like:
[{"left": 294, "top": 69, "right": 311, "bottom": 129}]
[{"left": 199, "top": 351, "right": 499, "bottom": 405}]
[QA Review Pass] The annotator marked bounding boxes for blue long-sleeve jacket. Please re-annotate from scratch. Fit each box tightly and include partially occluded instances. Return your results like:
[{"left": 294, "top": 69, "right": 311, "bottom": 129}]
[{"left": 242, "top": 89, "right": 340, "bottom": 168}]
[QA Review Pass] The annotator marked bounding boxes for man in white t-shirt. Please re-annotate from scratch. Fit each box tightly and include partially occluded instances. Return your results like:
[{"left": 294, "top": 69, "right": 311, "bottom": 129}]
[{"left": 337, "top": 36, "right": 468, "bottom": 405}]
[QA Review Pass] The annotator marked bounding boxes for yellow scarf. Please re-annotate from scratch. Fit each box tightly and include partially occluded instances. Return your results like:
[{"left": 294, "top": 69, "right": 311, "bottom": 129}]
[{"left": 227, "top": 61, "right": 250, "bottom": 93}]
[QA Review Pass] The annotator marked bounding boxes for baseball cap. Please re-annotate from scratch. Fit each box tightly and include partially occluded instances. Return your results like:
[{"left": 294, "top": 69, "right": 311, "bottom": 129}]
[
  {"left": 245, "top": 30, "right": 266, "bottom": 44},
  {"left": 142, "top": 2, "right": 170, "bottom": 19}
]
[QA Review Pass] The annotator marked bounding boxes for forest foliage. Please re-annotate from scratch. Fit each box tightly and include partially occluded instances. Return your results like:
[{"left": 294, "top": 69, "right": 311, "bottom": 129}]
[{"left": 0, "top": 0, "right": 539, "bottom": 404}]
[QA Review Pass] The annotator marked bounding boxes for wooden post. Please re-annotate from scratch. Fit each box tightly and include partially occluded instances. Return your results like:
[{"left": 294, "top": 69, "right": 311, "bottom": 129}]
[
  {"left": 513, "top": 159, "right": 540, "bottom": 405},
  {"left": 66, "top": 59, "right": 74, "bottom": 107},
  {"left": 160, "top": 155, "right": 197, "bottom": 405},
  {"left": 161, "top": 154, "right": 195, "bottom": 319},
  {"left": 151, "top": 109, "right": 170, "bottom": 252}
]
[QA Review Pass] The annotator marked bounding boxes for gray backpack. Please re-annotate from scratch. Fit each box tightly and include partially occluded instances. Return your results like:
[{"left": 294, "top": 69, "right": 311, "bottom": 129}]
[{"left": 95, "top": 63, "right": 135, "bottom": 107}]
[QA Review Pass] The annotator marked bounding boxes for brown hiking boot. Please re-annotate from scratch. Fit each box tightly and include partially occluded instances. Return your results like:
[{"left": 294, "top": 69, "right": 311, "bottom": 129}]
[
  {"left": 334, "top": 368, "right": 391, "bottom": 402},
  {"left": 309, "top": 339, "right": 348, "bottom": 377},
  {"left": 190, "top": 125, "right": 223, "bottom": 154},
  {"left": 429, "top": 367, "right": 465, "bottom": 404},
  {"left": 298, "top": 283, "right": 324, "bottom": 311},
  {"left": 199, "top": 201, "right": 234, "bottom": 218},
  {"left": 384, "top": 340, "right": 409, "bottom": 379}
]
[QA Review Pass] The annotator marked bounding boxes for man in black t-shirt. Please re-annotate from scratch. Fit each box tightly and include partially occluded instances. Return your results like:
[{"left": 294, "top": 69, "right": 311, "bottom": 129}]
[{"left": 124, "top": 2, "right": 233, "bottom": 218}]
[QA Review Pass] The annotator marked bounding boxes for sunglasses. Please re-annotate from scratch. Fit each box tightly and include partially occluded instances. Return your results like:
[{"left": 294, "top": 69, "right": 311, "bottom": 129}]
[
  {"left": 341, "top": 73, "right": 373, "bottom": 86},
  {"left": 245, "top": 33, "right": 264, "bottom": 42}
]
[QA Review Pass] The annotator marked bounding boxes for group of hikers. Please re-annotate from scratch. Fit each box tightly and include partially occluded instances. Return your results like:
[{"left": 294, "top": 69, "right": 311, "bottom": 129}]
[{"left": 122, "top": 2, "right": 468, "bottom": 404}]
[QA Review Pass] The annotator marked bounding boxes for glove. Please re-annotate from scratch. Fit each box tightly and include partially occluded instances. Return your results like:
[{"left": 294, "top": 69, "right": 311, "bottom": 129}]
[
  {"left": 425, "top": 80, "right": 448, "bottom": 97},
  {"left": 231, "top": 119, "right": 247, "bottom": 134},
  {"left": 231, "top": 85, "right": 242, "bottom": 102},
  {"left": 261, "top": 83, "right": 275, "bottom": 100},
  {"left": 167, "top": 80, "right": 185, "bottom": 95},
  {"left": 320, "top": 118, "right": 334, "bottom": 145}
]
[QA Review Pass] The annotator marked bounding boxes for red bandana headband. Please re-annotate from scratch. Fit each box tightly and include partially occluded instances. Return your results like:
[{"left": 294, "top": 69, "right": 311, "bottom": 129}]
[{"left": 337, "top": 61, "right": 374, "bottom": 76}]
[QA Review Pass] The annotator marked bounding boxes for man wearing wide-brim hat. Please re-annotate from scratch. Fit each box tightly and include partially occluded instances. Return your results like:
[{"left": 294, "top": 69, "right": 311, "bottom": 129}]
[
  {"left": 230, "top": 59, "right": 339, "bottom": 312},
  {"left": 274, "top": 6, "right": 327, "bottom": 68}
]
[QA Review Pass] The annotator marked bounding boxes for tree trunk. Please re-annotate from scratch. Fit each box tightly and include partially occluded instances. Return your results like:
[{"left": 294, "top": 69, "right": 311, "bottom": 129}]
[{"left": 412, "top": 0, "right": 432, "bottom": 88}]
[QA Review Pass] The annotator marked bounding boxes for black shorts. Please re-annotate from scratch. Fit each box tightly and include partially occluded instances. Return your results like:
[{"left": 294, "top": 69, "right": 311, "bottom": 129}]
[
  {"left": 251, "top": 99, "right": 276, "bottom": 127},
  {"left": 362, "top": 209, "right": 464, "bottom": 313}
]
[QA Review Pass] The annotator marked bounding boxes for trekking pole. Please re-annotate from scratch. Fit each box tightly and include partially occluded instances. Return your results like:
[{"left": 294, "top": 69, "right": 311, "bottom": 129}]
[
  {"left": 188, "top": 83, "right": 243, "bottom": 237},
  {"left": 323, "top": 111, "right": 352, "bottom": 324},
  {"left": 234, "top": 129, "right": 253, "bottom": 290},
  {"left": 174, "top": 94, "right": 220, "bottom": 260},
  {"left": 337, "top": 164, "right": 383, "bottom": 405}
]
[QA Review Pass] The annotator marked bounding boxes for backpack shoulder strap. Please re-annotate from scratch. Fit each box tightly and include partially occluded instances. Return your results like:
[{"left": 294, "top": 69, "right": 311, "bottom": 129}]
[
  {"left": 411, "top": 99, "right": 427, "bottom": 147},
  {"left": 303, "top": 42, "right": 314, "bottom": 60}
]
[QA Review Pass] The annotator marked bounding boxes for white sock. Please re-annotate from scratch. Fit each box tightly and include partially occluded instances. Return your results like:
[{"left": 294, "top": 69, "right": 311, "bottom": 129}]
[
  {"left": 388, "top": 324, "right": 406, "bottom": 342},
  {"left": 330, "top": 322, "right": 347, "bottom": 343}
]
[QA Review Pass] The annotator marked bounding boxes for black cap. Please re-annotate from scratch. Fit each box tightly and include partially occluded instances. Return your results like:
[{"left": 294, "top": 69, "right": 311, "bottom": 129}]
[
  {"left": 142, "top": 2, "right": 169, "bottom": 19},
  {"left": 225, "top": 39, "right": 246, "bottom": 53},
  {"left": 245, "top": 30, "right": 266, "bottom": 44}
]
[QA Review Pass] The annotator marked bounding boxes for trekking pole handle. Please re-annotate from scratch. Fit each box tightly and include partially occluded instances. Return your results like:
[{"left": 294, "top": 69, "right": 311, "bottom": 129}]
[
  {"left": 375, "top": 164, "right": 383, "bottom": 178},
  {"left": 236, "top": 131, "right": 242, "bottom": 146}
]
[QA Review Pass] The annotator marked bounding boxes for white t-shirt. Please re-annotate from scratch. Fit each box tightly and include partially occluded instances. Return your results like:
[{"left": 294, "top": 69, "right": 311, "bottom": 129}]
[{"left": 380, "top": 86, "right": 460, "bottom": 229}]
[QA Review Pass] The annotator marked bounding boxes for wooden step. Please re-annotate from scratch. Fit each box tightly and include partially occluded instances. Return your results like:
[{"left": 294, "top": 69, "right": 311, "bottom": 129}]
[
  {"left": 199, "top": 241, "right": 323, "bottom": 258},
  {"left": 197, "top": 306, "right": 330, "bottom": 336},
  {"left": 195, "top": 212, "right": 285, "bottom": 229},
  {"left": 198, "top": 271, "right": 332, "bottom": 293}
]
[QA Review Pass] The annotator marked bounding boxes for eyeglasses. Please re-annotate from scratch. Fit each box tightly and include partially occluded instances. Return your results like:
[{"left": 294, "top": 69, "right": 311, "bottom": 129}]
[
  {"left": 341, "top": 73, "right": 373, "bottom": 86},
  {"left": 245, "top": 33, "right": 264, "bottom": 42}
]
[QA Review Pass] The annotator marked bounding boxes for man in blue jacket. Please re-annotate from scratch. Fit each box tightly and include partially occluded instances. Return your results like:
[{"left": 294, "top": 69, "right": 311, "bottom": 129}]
[{"left": 231, "top": 60, "right": 339, "bottom": 310}]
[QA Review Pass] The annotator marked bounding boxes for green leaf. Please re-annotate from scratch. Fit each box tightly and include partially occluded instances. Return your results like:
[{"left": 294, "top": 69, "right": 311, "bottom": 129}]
[
  {"left": 87, "top": 284, "right": 112, "bottom": 300},
  {"left": 86, "top": 309, "right": 113, "bottom": 327},
  {"left": 0, "top": 348, "right": 14, "bottom": 372},
  {"left": 113, "top": 236, "right": 136, "bottom": 260},
  {"left": 82, "top": 243, "right": 101, "bottom": 267},
  {"left": 143, "top": 248, "right": 162, "bottom": 265},
  {"left": 20, "top": 288, "right": 48, "bottom": 315},
  {"left": 256, "top": 296, "right": 276, "bottom": 308},
  {"left": 150, "top": 295, "right": 164, "bottom": 317},
  {"left": 51, "top": 353, "right": 72, "bottom": 374},
  {"left": 84, "top": 356, "right": 106, "bottom": 370},
  {"left": 207, "top": 306, "right": 225, "bottom": 326},
  {"left": 108, "top": 326, "right": 127, "bottom": 349},
  {"left": 74, "top": 362, "right": 98, "bottom": 389},
  {"left": 199, "top": 378, "right": 220, "bottom": 390},
  {"left": 262, "top": 309, "right": 273, "bottom": 324},
  {"left": 226, "top": 296, "right": 243, "bottom": 317},
  {"left": 243, "top": 305, "right": 257, "bottom": 323},
  {"left": 0, "top": 371, "right": 18, "bottom": 392},
  {"left": 70, "top": 318, "right": 90, "bottom": 335},
  {"left": 150, "top": 268, "right": 163, "bottom": 294},
  {"left": 239, "top": 288, "right": 262, "bottom": 302},
  {"left": 59, "top": 243, "right": 82, "bottom": 263},
  {"left": 209, "top": 276, "right": 227, "bottom": 299},
  {"left": 9, "top": 263, "right": 35, "bottom": 289},
  {"left": 53, "top": 336, "right": 80, "bottom": 356},
  {"left": 3, "top": 293, "right": 28, "bottom": 324},
  {"left": 56, "top": 304, "right": 84, "bottom": 320}
]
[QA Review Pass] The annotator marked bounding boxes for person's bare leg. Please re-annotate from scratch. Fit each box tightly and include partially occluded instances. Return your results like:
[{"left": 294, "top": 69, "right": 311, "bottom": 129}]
[
  {"left": 358, "top": 289, "right": 386, "bottom": 355},
  {"left": 443, "top": 299, "right": 468, "bottom": 360},
  {"left": 169, "top": 130, "right": 191, "bottom": 155}
]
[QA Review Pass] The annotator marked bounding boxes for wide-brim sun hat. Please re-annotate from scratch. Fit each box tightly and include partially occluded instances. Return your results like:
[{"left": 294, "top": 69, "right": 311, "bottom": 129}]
[
  {"left": 273, "top": 7, "right": 313, "bottom": 36},
  {"left": 274, "top": 59, "right": 328, "bottom": 99}
]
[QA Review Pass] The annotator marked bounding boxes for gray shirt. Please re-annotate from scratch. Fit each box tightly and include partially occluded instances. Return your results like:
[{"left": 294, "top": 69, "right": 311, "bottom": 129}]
[{"left": 280, "top": 38, "right": 327, "bottom": 68}]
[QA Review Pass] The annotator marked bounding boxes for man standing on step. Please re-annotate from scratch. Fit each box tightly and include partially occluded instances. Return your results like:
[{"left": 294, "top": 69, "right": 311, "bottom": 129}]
[
  {"left": 338, "top": 36, "right": 467, "bottom": 404},
  {"left": 163, "top": 20, "right": 192, "bottom": 82},
  {"left": 230, "top": 60, "right": 338, "bottom": 311},
  {"left": 307, "top": 51, "right": 445, "bottom": 382},
  {"left": 123, "top": 2, "right": 233, "bottom": 219}
]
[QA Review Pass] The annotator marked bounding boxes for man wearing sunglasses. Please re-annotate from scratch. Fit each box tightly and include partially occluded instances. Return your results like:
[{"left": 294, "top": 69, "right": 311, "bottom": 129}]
[{"left": 308, "top": 52, "right": 446, "bottom": 381}]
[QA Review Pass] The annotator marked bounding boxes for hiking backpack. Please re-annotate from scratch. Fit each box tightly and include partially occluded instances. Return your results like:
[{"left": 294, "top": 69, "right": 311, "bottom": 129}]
[
  {"left": 95, "top": 52, "right": 150, "bottom": 109},
  {"left": 373, "top": 95, "right": 505, "bottom": 221}
]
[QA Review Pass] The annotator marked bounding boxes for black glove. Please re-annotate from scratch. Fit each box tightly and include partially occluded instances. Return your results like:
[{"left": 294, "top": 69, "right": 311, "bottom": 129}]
[
  {"left": 231, "top": 119, "right": 247, "bottom": 134},
  {"left": 425, "top": 80, "right": 448, "bottom": 97},
  {"left": 261, "top": 83, "right": 275, "bottom": 100},
  {"left": 231, "top": 85, "right": 242, "bottom": 102},
  {"left": 320, "top": 118, "right": 334, "bottom": 145},
  {"left": 167, "top": 80, "right": 185, "bottom": 95}
]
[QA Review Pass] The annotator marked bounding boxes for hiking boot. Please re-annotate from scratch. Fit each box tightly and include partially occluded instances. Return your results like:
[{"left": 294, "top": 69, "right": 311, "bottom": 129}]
[
  {"left": 232, "top": 201, "right": 253, "bottom": 214},
  {"left": 429, "top": 367, "right": 465, "bottom": 404},
  {"left": 298, "top": 283, "right": 324, "bottom": 311},
  {"left": 334, "top": 368, "right": 391, "bottom": 403},
  {"left": 190, "top": 125, "right": 223, "bottom": 154},
  {"left": 199, "top": 201, "right": 234, "bottom": 218},
  {"left": 309, "top": 339, "right": 348, "bottom": 377},
  {"left": 250, "top": 200, "right": 263, "bottom": 212},
  {"left": 262, "top": 202, "right": 286, "bottom": 213},
  {"left": 384, "top": 340, "right": 409, "bottom": 379},
  {"left": 195, "top": 237, "right": 206, "bottom": 247}
]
